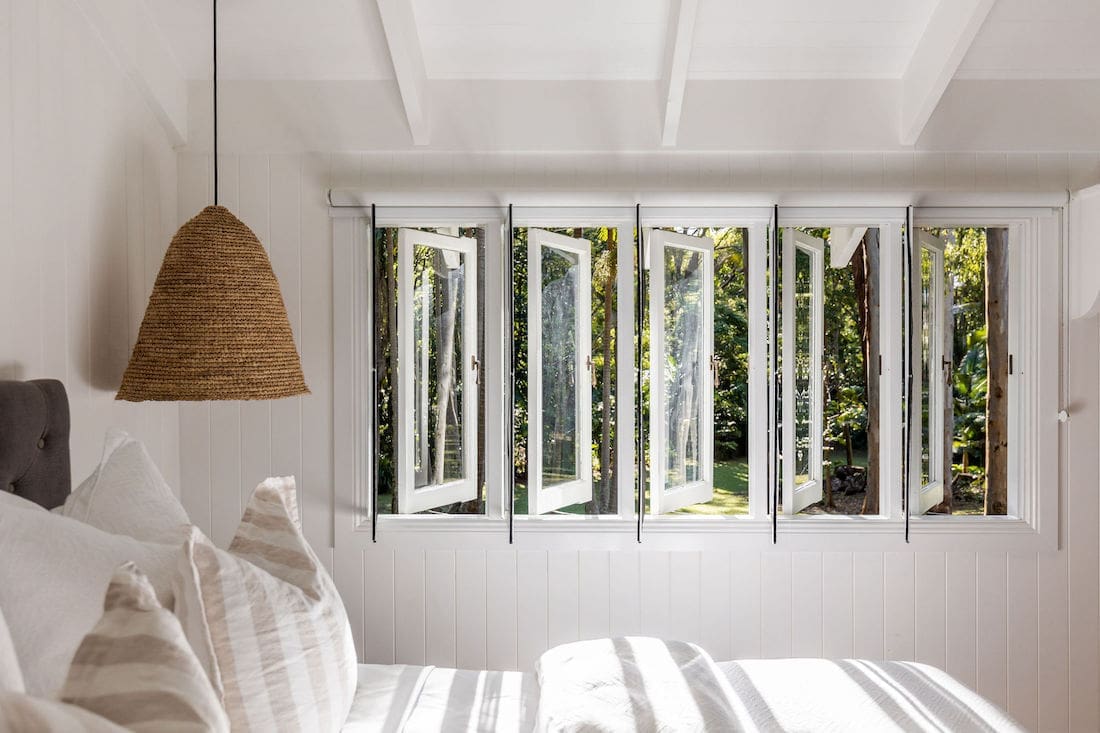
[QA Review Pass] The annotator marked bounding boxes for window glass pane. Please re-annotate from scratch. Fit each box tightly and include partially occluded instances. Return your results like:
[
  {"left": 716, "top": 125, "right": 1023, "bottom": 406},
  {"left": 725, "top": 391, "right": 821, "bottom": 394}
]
[
  {"left": 541, "top": 246, "right": 580, "bottom": 486},
  {"left": 375, "top": 224, "right": 486, "bottom": 516},
  {"left": 780, "top": 227, "right": 881, "bottom": 516},
  {"left": 646, "top": 227, "right": 748, "bottom": 517},
  {"left": 926, "top": 227, "right": 1010, "bottom": 516},
  {"left": 412, "top": 244, "right": 466, "bottom": 488},
  {"left": 513, "top": 226, "right": 619, "bottom": 515},
  {"left": 664, "top": 245, "right": 704, "bottom": 489}
]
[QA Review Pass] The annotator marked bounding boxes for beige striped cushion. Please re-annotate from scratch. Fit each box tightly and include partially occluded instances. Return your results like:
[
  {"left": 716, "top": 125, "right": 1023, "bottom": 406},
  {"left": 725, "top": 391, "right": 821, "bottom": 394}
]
[
  {"left": 58, "top": 562, "right": 228, "bottom": 733},
  {"left": 0, "top": 692, "right": 128, "bottom": 732},
  {"left": 174, "top": 477, "right": 358, "bottom": 732}
]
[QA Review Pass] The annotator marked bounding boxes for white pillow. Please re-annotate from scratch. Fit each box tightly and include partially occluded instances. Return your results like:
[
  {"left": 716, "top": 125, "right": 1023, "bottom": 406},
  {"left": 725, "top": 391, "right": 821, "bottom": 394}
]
[
  {"left": 61, "top": 429, "right": 189, "bottom": 543},
  {"left": 0, "top": 501, "right": 177, "bottom": 696},
  {"left": 0, "top": 490, "right": 44, "bottom": 513},
  {"left": 0, "top": 607, "right": 24, "bottom": 693}
]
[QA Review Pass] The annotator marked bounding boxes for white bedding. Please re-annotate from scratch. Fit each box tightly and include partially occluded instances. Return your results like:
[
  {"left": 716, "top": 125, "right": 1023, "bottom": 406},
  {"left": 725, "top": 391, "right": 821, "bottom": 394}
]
[
  {"left": 344, "top": 656, "right": 1022, "bottom": 732},
  {"left": 344, "top": 664, "right": 537, "bottom": 732}
]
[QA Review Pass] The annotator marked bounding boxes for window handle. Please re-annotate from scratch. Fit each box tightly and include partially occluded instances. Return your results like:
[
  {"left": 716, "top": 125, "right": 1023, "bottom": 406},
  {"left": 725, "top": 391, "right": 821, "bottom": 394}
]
[
  {"left": 472, "top": 355, "right": 481, "bottom": 385},
  {"left": 586, "top": 355, "right": 596, "bottom": 388},
  {"left": 710, "top": 354, "right": 722, "bottom": 388}
]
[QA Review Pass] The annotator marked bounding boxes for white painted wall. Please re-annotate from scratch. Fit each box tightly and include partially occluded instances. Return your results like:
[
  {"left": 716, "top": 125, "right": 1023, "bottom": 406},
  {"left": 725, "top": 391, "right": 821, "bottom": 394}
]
[
  {"left": 175, "top": 149, "right": 1100, "bottom": 731},
  {"left": 0, "top": 0, "right": 180, "bottom": 486}
]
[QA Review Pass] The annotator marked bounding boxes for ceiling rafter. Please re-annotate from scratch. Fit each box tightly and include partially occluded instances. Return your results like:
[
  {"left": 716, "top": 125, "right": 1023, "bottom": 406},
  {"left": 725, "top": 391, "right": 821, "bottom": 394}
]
[
  {"left": 660, "top": 0, "right": 699, "bottom": 147},
  {"left": 900, "top": 0, "right": 997, "bottom": 146},
  {"left": 375, "top": 0, "right": 430, "bottom": 146}
]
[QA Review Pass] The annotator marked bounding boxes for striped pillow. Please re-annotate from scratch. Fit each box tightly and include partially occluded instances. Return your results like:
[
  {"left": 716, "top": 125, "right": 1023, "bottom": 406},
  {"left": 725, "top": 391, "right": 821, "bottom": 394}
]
[
  {"left": 59, "top": 562, "right": 228, "bottom": 733},
  {"left": 0, "top": 692, "right": 128, "bottom": 732},
  {"left": 174, "top": 477, "right": 358, "bottom": 732}
]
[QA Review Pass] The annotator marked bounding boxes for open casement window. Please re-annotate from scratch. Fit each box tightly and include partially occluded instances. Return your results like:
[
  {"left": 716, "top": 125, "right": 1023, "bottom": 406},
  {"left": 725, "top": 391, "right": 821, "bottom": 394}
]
[
  {"left": 647, "top": 229, "right": 714, "bottom": 514},
  {"left": 782, "top": 229, "right": 824, "bottom": 514},
  {"left": 911, "top": 230, "right": 948, "bottom": 515},
  {"left": 397, "top": 228, "right": 479, "bottom": 514},
  {"left": 527, "top": 229, "right": 594, "bottom": 514}
]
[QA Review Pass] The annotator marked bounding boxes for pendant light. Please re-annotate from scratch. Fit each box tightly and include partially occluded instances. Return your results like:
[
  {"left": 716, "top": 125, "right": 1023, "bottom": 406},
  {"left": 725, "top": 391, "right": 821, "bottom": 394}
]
[{"left": 117, "top": 0, "right": 308, "bottom": 401}]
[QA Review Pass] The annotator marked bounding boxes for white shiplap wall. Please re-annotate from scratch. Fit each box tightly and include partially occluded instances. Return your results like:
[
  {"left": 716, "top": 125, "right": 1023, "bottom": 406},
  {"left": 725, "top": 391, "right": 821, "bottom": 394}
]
[
  {"left": 175, "top": 149, "right": 1100, "bottom": 732},
  {"left": 0, "top": 0, "right": 179, "bottom": 486}
]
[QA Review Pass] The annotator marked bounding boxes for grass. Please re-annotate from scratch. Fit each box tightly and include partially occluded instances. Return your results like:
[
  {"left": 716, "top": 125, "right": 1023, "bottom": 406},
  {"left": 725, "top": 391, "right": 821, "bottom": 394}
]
[{"left": 673, "top": 459, "right": 749, "bottom": 515}]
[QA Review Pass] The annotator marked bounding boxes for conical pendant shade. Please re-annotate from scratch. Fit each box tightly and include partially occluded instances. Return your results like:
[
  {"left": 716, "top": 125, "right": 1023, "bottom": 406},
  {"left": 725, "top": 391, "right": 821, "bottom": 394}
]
[{"left": 117, "top": 205, "right": 309, "bottom": 401}]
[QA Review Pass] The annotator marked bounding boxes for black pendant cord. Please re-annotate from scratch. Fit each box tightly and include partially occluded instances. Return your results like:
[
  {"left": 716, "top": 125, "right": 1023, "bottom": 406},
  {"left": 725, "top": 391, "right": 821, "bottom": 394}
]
[
  {"left": 507, "top": 204, "right": 515, "bottom": 545},
  {"left": 636, "top": 204, "right": 644, "bottom": 544},
  {"left": 370, "top": 203, "right": 378, "bottom": 543},
  {"left": 771, "top": 205, "right": 779, "bottom": 545},
  {"left": 903, "top": 206, "right": 914, "bottom": 543},
  {"left": 212, "top": 0, "right": 219, "bottom": 206}
]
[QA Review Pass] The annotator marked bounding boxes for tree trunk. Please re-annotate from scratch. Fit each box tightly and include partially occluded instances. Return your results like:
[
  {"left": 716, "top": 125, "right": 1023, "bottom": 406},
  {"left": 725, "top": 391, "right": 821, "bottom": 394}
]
[
  {"left": 855, "top": 231, "right": 881, "bottom": 515},
  {"left": 597, "top": 231, "right": 617, "bottom": 514},
  {"left": 985, "top": 228, "right": 1009, "bottom": 515}
]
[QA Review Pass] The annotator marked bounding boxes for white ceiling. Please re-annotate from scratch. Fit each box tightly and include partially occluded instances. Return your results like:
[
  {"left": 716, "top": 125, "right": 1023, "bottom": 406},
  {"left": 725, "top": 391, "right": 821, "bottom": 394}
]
[
  {"left": 143, "top": 0, "right": 1100, "bottom": 151},
  {"left": 148, "top": 0, "right": 1100, "bottom": 82}
]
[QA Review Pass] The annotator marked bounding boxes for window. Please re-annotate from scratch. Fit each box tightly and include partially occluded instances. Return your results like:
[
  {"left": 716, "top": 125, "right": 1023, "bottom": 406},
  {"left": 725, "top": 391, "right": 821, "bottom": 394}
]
[
  {"left": 398, "top": 229, "right": 480, "bottom": 513},
  {"left": 637, "top": 217, "right": 764, "bottom": 519},
  {"left": 371, "top": 217, "right": 492, "bottom": 516},
  {"left": 647, "top": 229, "right": 715, "bottom": 514},
  {"left": 911, "top": 226, "right": 1012, "bottom": 517},
  {"left": 336, "top": 200, "right": 1057, "bottom": 544},
  {"left": 512, "top": 217, "right": 629, "bottom": 516},
  {"left": 525, "top": 228, "right": 593, "bottom": 514}
]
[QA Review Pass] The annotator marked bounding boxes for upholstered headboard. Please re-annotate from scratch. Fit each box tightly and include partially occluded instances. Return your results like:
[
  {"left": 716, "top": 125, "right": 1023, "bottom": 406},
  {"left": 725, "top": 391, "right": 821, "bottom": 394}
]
[{"left": 0, "top": 380, "right": 70, "bottom": 509}]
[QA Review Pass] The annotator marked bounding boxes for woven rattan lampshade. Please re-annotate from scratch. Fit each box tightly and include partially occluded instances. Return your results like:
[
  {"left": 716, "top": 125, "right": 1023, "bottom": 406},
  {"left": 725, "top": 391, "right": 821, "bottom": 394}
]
[{"left": 117, "top": 205, "right": 309, "bottom": 401}]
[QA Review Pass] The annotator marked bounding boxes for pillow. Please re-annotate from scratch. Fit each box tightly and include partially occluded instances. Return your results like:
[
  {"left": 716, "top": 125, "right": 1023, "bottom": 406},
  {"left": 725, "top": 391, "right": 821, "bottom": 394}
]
[
  {"left": 61, "top": 429, "right": 189, "bottom": 543},
  {"left": 0, "top": 489, "right": 44, "bottom": 512},
  {"left": 0, "top": 501, "right": 177, "bottom": 696},
  {"left": 0, "top": 692, "right": 127, "bottom": 732},
  {"left": 59, "top": 563, "right": 228, "bottom": 733},
  {"left": 0, "top": 608, "right": 23, "bottom": 693},
  {"left": 174, "top": 477, "right": 357, "bottom": 732}
]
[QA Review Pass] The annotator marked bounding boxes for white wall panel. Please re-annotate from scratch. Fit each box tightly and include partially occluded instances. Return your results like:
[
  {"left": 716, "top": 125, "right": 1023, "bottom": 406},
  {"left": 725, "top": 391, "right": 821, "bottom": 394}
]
[
  {"left": 0, "top": 0, "right": 179, "bottom": 489},
  {"left": 577, "top": 550, "right": 611, "bottom": 643},
  {"left": 851, "top": 552, "right": 885, "bottom": 660},
  {"left": 820, "top": 551, "right": 853, "bottom": 659}
]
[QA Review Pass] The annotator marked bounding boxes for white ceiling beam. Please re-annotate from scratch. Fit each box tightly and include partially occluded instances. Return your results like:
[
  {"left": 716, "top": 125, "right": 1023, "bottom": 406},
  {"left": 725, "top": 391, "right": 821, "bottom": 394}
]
[
  {"left": 660, "top": 0, "right": 699, "bottom": 147},
  {"left": 375, "top": 0, "right": 430, "bottom": 146},
  {"left": 900, "top": 0, "right": 996, "bottom": 146}
]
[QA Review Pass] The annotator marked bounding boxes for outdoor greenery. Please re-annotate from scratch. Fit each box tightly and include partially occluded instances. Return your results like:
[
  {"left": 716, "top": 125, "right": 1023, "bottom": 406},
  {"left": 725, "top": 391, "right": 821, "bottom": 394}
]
[{"left": 372, "top": 222, "right": 1003, "bottom": 518}]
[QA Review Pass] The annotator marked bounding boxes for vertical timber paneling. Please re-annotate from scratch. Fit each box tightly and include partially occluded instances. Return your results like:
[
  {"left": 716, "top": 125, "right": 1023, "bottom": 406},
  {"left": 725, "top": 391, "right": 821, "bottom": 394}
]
[{"left": 0, "top": 0, "right": 179, "bottom": 492}]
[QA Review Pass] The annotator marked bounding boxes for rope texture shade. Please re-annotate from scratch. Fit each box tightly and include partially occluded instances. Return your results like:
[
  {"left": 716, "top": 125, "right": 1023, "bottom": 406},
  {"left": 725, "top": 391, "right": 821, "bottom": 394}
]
[{"left": 117, "top": 205, "right": 309, "bottom": 401}]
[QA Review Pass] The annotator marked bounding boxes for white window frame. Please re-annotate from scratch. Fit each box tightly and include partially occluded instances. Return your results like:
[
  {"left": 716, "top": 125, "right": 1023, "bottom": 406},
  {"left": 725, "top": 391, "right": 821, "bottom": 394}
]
[
  {"left": 397, "top": 228, "right": 480, "bottom": 514},
  {"left": 911, "top": 230, "right": 947, "bottom": 515},
  {"left": 781, "top": 229, "right": 825, "bottom": 514},
  {"left": 527, "top": 228, "right": 593, "bottom": 514},
  {"left": 329, "top": 194, "right": 1061, "bottom": 552},
  {"left": 645, "top": 228, "right": 715, "bottom": 514}
]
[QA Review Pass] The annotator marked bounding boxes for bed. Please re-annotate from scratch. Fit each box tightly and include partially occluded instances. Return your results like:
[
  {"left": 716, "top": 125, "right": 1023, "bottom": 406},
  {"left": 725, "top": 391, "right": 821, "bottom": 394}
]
[{"left": 0, "top": 379, "right": 1024, "bottom": 732}]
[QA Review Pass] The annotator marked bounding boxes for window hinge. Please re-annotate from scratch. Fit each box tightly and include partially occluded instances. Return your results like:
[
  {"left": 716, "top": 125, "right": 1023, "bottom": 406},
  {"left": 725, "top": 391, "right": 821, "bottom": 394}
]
[
  {"left": 1009, "top": 354, "right": 1014, "bottom": 375},
  {"left": 877, "top": 354, "right": 882, "bottom": 376}
]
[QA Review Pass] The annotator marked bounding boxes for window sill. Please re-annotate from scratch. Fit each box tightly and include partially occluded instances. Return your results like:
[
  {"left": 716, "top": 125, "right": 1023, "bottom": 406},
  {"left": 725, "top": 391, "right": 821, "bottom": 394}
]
[{"left": 363, "top": 513, "right": 1038, "bottom": 536}]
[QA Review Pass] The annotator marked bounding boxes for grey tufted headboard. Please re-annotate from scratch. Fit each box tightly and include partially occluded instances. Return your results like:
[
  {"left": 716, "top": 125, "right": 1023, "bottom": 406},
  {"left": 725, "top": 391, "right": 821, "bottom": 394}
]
[{"left": 0, "top": 380, "right": 70, "bottom": 509}]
